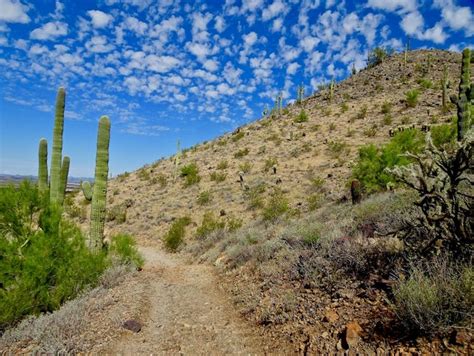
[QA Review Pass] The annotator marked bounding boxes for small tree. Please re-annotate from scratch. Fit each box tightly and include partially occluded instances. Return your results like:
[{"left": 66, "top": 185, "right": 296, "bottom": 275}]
[{"left": 367, "top": 47, "right": 392, "bottom": 68}]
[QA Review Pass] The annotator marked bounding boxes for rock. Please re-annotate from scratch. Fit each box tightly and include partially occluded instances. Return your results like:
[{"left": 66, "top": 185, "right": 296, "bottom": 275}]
[
  {"left": 323, "top": 310, "right": 339, "bottom": 323},
  {"left": 341, "top": 321, "right": 362, "bottom": 349},
  {"left": 123, "top": 319, "right": 142, "bottom": 333}
]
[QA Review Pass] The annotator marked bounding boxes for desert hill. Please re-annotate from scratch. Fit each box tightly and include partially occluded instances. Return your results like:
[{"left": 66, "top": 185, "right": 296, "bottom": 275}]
[{"left": 96, "top": 49, "right": 461, "bottom": 242}]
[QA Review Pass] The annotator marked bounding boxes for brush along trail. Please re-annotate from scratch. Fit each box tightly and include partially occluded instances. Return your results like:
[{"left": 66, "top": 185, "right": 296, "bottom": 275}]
[{"left": 108, "top": 242, "right": 279, "bottom": 355}]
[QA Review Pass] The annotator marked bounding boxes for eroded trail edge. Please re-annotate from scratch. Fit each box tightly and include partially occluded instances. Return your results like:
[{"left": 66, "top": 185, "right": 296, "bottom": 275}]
[{"left": 109, "top": 244, "right": 270, "bottom": 355}]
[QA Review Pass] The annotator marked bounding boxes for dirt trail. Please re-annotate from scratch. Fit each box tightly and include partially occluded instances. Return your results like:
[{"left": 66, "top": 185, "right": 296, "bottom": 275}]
[{"left": 110, "top": 244, "right": 271, "bottom": 355}]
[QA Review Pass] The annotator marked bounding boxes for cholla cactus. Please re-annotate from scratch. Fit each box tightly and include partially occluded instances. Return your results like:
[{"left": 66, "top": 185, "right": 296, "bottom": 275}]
[
  {"left": 451, "top": 48, "right": 472, "bottom": 141},
  {"left": 38, "top": 138, "right": 48, "bottom": 192},
  {"left": 387, "top": 130, "right": 473, "bottom": 258}
]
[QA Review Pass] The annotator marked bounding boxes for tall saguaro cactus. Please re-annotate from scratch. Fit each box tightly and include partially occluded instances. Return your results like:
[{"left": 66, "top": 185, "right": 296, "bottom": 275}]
[
  {"left": 58, "top": 156, "right": 70, "bottom": 205},
  {"left": 50, "top": 87, "right": 66, "bottom": 204},
  {"left": 89, "top": 116, "right": 111, "bottom": 252},
  {"left": 451, "top": 48, "right": 472, "bottom": 141},
  {"left": 441, "top": 64, "right": 449, "bottom": 112},
  {"left": 38, "top": 138, "right": 48, "bottom": 192}
]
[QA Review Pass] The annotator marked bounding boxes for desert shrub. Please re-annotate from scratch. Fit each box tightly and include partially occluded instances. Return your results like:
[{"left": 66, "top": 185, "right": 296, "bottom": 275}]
[
  {"left": 417, "top": 78, "right": 433, "bottom": 90},
  {"left": 340, "top": 102, "right": 349, "bottom": 113},
  {"left": 262, "top": 189, "right": 290, "bottom": 222},
  {"left": 197, "top": 190, "right": 212, "bottom": 205},
  {"left": 151, "top": 173, "right": 167, "bottom": 188},
  {"left": 364, "top": 124, "right": 377, "bottom": 137},
  {"left": 239, "top": 161, "right": 252, "bottom": 173},
  {"left": 116, "top": 171, "right": 130, "bottom": 182},
  {"left": 196, "top": 212, "right": 225, "bottom": 239},
  {"left": 106, "top": 204, "right": 127, "bottom": 223},
  {"left": 329, "top": 122, "right": 336, "bottom": 131},
  {"left": 231, "top": 131, "right": 245, "bottom": 142},
  {"left": 263, "top": 157, "right": 278, "bottom": 172},
  {"left": 108, "top": 234, "right": 143, "bottom": 268},
  {"left": 163, "top": 217, "right": 191, "bottom": 252},
  {"left": 0, "top": 182, "right": 108, "bottom": 331},
  {"left": 307, "top": 193, "right": 322, "bottom": 211},
  {"left": 210, "top": 171, "right": 227, "bottom": 182},
  {"left": 383, "top": 113, "right": 393, "bottom": 125},
  {"left": 226, "top": 216, "right": 243, "bottom": 232},
  {"left": 180, "top": 163, "right": 201, "bottom": 186},
  {"left": 245, "top": 182, "right": 266, "bottom": 210},
  {"left": 405, "top": 89, "right": 419, "bottom": 108},
  {"left": 216, "top": 160, "right": 228, "bottom": 170},
  {"left": 355, "top": 104, "right": 368, "bottom": 120},
  {"left": 381, "top": 101, "right": 392, "bottom": 114},
  {"left": 234, "top": 148, "right": 249, "bottom": 158},
  {"left": 137, "top": 168, "right": 150, "bottom": 181},
  {"left": 294, "top": 109, "right": 308, "bottom": 123},
  {"left": 327, "top": 140, "right": 349, "bottom": 159},
  {"left": 352, "top": 129, "right": 425, "bottom": 193},
  {"left": 367, "top": 47, "right": 391, "bottom": 68},
  {"left": 430, "top": 122, "right": 456, "bottom": 147},
  {"left": 392, "top": 260, "right": 473, "bottom": 335}
]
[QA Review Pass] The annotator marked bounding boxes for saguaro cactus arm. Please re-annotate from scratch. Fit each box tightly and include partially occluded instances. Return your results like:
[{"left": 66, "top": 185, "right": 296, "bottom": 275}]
[
  {"left": 89, "top": 116, "right": 111, "bottom": 251},
  {"left": 50, "top": 87, "right": 66, "bottom": 204},
  {"left": 58, "top": 156, "right": 70, "bottom": 205},
  {"left": 38, "top": 138, "right": 48, "bottom": 192},
  {"left": 82, "top": 181, "right": 93, "bottom": 201}
]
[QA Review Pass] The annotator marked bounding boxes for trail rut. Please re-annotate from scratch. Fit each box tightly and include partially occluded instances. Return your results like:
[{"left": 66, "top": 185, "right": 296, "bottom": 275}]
[{"left": 110, "top": 245, "right": 270, "bottom": 355}]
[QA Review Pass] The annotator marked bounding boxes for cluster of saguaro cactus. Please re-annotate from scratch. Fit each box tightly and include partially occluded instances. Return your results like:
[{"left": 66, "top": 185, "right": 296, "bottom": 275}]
[
  {"left": 296, "top": 84, "right": 304, "bottom": 105},
  {"left": 87, "top": 116, "right": 111, "bottom": 252},
  {"left": 451, "top": 48, "right": 472, "bottom": 141},
  {"left": 37, "top": 87, "right": 70, "bottom": 204}
]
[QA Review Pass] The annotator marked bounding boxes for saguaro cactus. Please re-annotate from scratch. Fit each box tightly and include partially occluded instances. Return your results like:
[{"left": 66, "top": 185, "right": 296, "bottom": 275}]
[
  {"left": 58, "top": 156, "right": 70, "bottom": 205},
  {"left": 89, "top": 116, "right": 111, "bottom": 251},
  {"left": 296, "top": 84, "right": 304, "bottom": 105},
  {"left": 50, "top": 87, "right": 66, "bottom": 204},
  {"left": 329, "top": 78, "right": 335, "bottom": 102},
  {"left": 174, "top": 140, "right": 181, "bottom": 182},
  {"left": 38, "top": 138, "right": 48, "bottom": 192},
  {"left": 441, "top": 64, "right": 449, "bottom": 112},
  {"left": 451, "top": 48, "right": 472, "bottom": 141}
]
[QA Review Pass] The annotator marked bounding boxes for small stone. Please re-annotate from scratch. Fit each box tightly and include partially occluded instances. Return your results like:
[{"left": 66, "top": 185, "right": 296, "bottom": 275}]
[
  {"left": 321, "top": 331, "right": 329, "bottom": 339},
  {"left": 123, "top": 319, "right": 142, "bottom": 333},
  {"left": 323, "top": 310, "right": 339, "bottom": 323}
]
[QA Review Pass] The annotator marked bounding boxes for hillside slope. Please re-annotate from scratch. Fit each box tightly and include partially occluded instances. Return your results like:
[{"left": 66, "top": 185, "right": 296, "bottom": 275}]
[{"left": 99, "top": 49, "right": 461, "bottom": 241}]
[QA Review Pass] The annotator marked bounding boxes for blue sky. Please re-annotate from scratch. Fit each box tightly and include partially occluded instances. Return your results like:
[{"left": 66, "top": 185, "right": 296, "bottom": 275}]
[{"left": 0, "top": 0, "right": 473, "bottom": 177}]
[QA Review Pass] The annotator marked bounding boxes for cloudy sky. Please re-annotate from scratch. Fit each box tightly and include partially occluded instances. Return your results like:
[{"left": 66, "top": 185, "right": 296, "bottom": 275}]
[{"left": 0, "top": 0, "right": 473, "bottom": 177}]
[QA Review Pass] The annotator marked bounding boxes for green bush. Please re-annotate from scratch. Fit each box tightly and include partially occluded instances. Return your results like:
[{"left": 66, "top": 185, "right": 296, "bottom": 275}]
[
  {"left": 264, "top": 157, "right": 278, "bottom": 172},
  {"left": 239, "top": 161, "right": 252, "bottom": 173},
  {"left": 196, "top": 212, "right": 225, "bottom": 239},
  {"left": 197, "top": 190, "right": 212, "bottom": 205},
  {"left": 352, "top": 129, "right": 425, "bottom": 193},
  {"left": 216, "top": 160, "right": 228, "bottom": 170},
  {"left": 210, "top": 171, "right": 227, "bottom": 182},
  {"left": 245, "top": 182, "right": 266, "bottom": 210},
  {"left": 180, "top": 163, "right": 201, "bottom": 186},
  {"left": 109, "top": 234, "right": 143, "bottom": 268},
  {"left": 381, "top": 101, "right": 392, "bottom": 114},
  {"left": 262, "top": 189, "right": 290, "bottom": 222},
  {"left": 231, "top": 131, "right": 245, "bottom": 142},
  {"left": 107, "top": 204, "right": 127, "bottom": 223},
  {"left": 163, "top": 217, "right": 191, "bottom": 252},
  {"left": 294, "top": 109, "right": 309, "bottom": 123},
  {"left": 405, "top": 89, "right": 419, "bottom": 108},
  {"left": 430, "top": 122, "right": 456, "bottom": 147},
  {"left": 0, "top": 182, "right": 108, "bottom": 331},
  {"left": 234, "top": 148, "right": 249, "bottom": 158},
  {"left": 392, "top": 261, "right": 473, "bottom": 335}
]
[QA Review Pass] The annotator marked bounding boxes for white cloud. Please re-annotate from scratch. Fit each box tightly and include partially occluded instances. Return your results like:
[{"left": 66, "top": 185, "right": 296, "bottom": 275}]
[
  {"left": 124, "top": 16, "right": 148, "bottom": 35},
  {"left": 420, "top": 22, "right": 448, "bottom": 44},
  {"left": 400, "top": 11, "right": 423, "bottom": 35},
  {"left": 187, "top": 42, "right": 211, "bottom": 60},
  {"left": 299, "top": 36, "right": 320, "bottom": 52},
  {"left": 241, "top": 0, "right": 264, "bottom": 12},
  {"left": 88, "top": 10, "right": 113, "bottom": 28},
  {"left": 214, "top": 15, "right": 226, "bottom": 32},
  {"left": 30, "top": 22, "right": 68, "bottom": 40},
  {"left": 242, "top": 31, "right": 258, "bottom": 46},
  {"left": 367, "top": 0, "right": 418, "bottom": 14},
  {"left": 203, "top": 59, "right": 219, "bottom": 72},
  {"left": 287, "top": 62, "right": 300, "bottom": 75},
  {"left": 434, "top": 0, "right": 474, "bottom": 36},
  {"left": 272, "top": 17, "right": 284, "bottom": 32},
  {"left": 0, "top": 0, "right": 30, "bottom": 23},
  {"left": 262, "top": 0, "right": 286, "bottom": 21},
  {"left": 85, "top": 35, "right": 114, "bottom": 53},
  {"left": 145, "top": 55, "right": 180, "bottom": 73}
]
